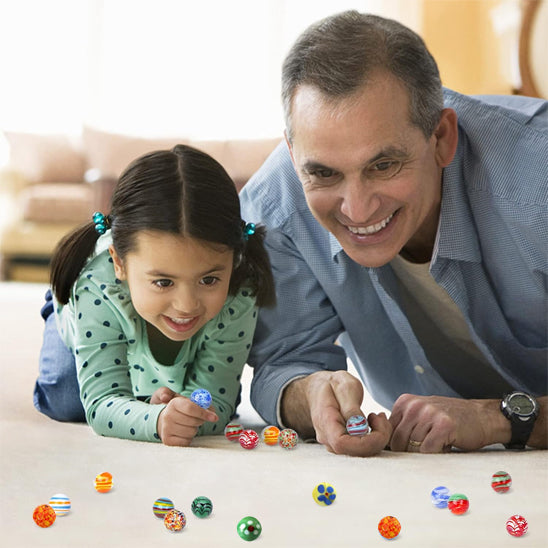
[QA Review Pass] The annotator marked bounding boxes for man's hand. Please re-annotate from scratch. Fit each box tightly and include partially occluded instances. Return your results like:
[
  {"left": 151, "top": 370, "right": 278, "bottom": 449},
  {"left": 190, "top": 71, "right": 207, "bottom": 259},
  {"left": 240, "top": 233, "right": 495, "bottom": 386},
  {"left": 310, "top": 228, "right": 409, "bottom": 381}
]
[
  {"left": 154, "top": 388, "right": 219, "bottom": 446},
  {"left": 389, "top": 394, "right": 512, "bottom": 452},
  {"left": 281, "top": 370, "right": 392, "bottom": 457}
]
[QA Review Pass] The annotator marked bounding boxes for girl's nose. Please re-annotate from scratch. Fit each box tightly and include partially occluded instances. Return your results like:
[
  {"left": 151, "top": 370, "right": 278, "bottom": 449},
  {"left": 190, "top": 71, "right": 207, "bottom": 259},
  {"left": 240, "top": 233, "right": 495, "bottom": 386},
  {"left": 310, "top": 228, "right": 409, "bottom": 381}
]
[{"left": 172, "top": 287, "right": 199, "bottom": 314}]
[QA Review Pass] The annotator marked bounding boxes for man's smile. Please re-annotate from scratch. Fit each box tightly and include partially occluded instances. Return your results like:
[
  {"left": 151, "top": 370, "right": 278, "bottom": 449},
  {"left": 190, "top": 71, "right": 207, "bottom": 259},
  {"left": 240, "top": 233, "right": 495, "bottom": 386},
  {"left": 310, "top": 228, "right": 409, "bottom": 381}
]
[{"left": 346, "top": 212, "right": 395, "bottom": 236}]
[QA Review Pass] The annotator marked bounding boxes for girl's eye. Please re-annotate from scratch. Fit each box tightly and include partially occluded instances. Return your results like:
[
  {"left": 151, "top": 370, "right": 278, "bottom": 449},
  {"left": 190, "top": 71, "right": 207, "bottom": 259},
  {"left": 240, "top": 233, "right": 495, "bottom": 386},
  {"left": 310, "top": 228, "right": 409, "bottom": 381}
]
[
  {"left": 153, "top": 279, "right": 173, "bottom": 289},
  {"left": 201, "top": 276, "right": 219, "bottom": 286}
]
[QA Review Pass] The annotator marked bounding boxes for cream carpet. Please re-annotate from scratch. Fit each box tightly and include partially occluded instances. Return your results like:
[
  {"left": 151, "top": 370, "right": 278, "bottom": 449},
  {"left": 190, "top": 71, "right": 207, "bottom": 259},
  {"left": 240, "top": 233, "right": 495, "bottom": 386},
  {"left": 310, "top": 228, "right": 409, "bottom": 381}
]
[{"left": 1, "top": 282, "right": 547, "bottom": 547}]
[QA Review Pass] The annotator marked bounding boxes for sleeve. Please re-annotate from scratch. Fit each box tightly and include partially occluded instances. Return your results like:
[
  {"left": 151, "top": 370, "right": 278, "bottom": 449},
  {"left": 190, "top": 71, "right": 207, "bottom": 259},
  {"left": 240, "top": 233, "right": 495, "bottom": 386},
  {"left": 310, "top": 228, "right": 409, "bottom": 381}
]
[
  {"left": 72, "top": 283, "right": 165, "bottom": 442},
  {"left": 240, "top": 227, "right": 348, "bottom": 426},
  {"left": 180, "top": 289, "right": 258, "bottom": 436}
]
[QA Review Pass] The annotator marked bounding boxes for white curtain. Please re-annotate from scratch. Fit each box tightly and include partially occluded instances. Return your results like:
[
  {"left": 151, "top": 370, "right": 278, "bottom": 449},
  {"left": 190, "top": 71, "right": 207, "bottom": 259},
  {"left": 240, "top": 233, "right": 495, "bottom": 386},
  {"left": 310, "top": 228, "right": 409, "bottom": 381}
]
[{"left": 0, "top": 0, "right": 421, "bottom": 142}]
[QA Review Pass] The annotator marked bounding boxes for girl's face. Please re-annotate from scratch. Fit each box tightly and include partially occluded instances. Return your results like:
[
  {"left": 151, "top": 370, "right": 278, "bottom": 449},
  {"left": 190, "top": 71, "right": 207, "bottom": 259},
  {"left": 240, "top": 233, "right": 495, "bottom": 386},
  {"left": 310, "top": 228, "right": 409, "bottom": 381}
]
[{"left": 110, "top": 231, "right": 233, "bottom": 342}]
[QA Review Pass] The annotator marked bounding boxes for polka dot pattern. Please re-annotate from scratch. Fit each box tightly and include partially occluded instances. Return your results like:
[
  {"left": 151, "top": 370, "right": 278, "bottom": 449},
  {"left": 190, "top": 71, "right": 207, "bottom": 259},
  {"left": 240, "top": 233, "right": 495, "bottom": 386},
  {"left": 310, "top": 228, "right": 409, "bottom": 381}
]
[{"left": 55, "top": 232, "right": 258, "bottom": 442}]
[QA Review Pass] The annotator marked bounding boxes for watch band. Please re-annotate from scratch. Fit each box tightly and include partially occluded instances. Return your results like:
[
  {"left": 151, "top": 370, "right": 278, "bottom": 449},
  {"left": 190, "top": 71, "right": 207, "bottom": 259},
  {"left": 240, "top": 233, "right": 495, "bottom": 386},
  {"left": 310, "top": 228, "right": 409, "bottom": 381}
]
[{"left": 501, "top": 392, "right": 539, "bottom": 450}]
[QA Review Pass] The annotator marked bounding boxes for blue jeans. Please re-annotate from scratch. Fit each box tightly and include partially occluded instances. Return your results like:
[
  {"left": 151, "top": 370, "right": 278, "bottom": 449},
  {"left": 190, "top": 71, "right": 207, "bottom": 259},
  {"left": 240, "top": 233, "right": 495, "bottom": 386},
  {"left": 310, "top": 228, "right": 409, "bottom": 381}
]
[{"left": 33, "top": 290, "right": 86, "bottom": 422}]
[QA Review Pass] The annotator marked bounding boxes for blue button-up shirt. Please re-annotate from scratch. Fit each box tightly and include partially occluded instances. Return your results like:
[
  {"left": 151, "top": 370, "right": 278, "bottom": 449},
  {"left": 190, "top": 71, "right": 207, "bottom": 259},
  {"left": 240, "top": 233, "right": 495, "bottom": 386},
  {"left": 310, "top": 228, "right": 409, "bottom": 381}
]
[{"left": 240, "top": 89, "right": 548, "bottom": 425}]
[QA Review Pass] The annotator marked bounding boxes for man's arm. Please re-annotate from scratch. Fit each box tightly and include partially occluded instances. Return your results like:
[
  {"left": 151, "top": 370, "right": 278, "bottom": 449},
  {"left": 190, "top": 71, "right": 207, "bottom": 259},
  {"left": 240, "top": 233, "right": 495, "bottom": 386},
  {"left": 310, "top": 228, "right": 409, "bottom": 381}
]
[
  {"left": 389, "top": 394, "right": 547, "bottom": 452},
  {"left": 240, "top": 144, "right": 352, "bottom": 425}
]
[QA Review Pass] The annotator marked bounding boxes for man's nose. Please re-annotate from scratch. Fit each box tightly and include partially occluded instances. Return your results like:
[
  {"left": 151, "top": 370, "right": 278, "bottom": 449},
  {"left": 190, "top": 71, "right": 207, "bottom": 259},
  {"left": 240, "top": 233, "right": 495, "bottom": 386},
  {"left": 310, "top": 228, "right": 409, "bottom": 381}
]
[{"left": 339, "top": 176, "right": 380, "bottom": 223}]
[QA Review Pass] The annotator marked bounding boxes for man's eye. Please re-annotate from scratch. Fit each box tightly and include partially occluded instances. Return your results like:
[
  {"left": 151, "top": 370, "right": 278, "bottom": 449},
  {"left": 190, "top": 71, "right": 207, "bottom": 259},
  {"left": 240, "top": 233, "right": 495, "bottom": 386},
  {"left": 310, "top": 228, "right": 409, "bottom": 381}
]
[
  {"left": 201, "top": 276, "right": 219, "bottom": 286},
  {"left": 153, "top": 279, "right": 173, "bottom": 288},
  {"left": 369, "top": 159, "right": 403, "bottom": 179},
  {"left": 306, "top": 167, "right": 336, "bottom": 180},
  {"left": 314, "top": 168, "right": 335, "bottom": 178}
]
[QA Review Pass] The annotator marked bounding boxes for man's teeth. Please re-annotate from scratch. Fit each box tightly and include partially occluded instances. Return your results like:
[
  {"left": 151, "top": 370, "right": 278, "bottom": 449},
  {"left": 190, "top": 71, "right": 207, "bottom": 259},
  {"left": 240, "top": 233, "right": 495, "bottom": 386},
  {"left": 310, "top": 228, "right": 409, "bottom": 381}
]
[
  {"left": 170, "top": 317, "right": 194, "bottom": 325},
  {"left": 348, "top": 213, "right": 394, "bottom": 235}
]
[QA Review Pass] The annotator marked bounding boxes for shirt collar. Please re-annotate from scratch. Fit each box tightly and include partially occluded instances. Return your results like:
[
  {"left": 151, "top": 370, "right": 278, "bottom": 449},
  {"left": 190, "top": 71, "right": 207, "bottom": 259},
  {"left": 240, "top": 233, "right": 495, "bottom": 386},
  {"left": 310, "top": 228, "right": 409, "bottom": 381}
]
[
  {"left": 329, "top": 232, "right": 344, "bottom": 261},
  {"left": 434, "top": 134, "right": 482, "bottom": 264}
]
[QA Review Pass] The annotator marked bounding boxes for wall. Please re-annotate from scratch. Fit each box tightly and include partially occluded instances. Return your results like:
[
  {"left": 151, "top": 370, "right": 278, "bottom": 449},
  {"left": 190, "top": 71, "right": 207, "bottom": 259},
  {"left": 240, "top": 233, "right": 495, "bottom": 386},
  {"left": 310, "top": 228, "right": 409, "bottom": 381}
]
[{"left": 421, "top": 0, "right": 521, "bottom": 95}]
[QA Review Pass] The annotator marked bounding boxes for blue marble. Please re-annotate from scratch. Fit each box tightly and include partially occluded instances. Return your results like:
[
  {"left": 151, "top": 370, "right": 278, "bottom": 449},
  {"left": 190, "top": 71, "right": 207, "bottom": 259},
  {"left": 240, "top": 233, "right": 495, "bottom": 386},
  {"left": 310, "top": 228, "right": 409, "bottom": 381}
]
[
  {"left": 431, "top": 486, "right": 451, "bottom": 508},
  {"left": 190, "top": 388, "right": 212, "bottom": 409}
]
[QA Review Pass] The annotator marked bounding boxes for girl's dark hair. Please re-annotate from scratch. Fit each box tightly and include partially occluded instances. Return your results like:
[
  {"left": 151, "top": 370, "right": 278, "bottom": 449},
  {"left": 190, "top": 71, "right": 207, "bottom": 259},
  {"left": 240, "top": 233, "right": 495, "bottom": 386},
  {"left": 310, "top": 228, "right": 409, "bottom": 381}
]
[{"left": 51, "top": 144, "right": 275, "bottom": 307}]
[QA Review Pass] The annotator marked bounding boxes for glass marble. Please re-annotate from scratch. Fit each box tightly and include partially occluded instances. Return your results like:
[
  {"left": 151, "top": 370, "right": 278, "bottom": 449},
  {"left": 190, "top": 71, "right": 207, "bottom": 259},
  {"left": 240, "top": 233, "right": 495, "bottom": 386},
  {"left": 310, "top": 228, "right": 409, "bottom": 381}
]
[
  {"left": 49, "top": 494, "right": 71, "bottom": 516},
  {"left": 224, "top": 422, "right": 243, "bottom": 441},
  {"left": 33, "top": 504, "right": 57, "bottom": 528},
  {"left": 152, "top": 497, "right": 174, "bottom": 518},
  {"left": 164, "top": 509, "right": 186, "bottom": 532},
  {"left": 378, "top": 516, "right": 401, "bottom": 539},
  {"left": 191, "top": 496, "right": 213, "bottom": 518},
  {"left": 447, "top": 493, "right": 469, "bottom": 515},
  {"left": 506, "top": 514, "right": 528, "bottom": 537},
  {"left": 431, "top": 486, "right": 451, "bottom": 508},
  {"left": 94, "top": 471, "right": 113, "bottom": 493},
  {"left": 239, "top": 429, "right": 259, "bottom": 450},
  {"left": 261, "top": 425, "right": 281, "bottom": 445},
  {"left": 278, "top": 428, "right": 298, "bottom": 449},
  {"left": 345, "top": 414, "right": 371, "bottom": 436},
  {"left": 312, "top": 482, "right": 337, "bottom": 506},
  {"left": 491, "top": 471, "right": 512, "bottom": 493},
  {"left": 190, "top": 388, "right": 212, "bottom": 409},
  {"left": 237, "top": 516, "right": 262, "bottom": 541}
]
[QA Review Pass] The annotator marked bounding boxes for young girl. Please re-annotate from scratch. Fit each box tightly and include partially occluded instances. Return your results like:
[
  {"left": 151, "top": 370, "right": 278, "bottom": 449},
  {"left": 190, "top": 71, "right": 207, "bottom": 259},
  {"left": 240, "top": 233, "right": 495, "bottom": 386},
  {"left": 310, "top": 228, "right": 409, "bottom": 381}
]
[{"left": 34, "top": 144, "right": 275, "bottom": 446}]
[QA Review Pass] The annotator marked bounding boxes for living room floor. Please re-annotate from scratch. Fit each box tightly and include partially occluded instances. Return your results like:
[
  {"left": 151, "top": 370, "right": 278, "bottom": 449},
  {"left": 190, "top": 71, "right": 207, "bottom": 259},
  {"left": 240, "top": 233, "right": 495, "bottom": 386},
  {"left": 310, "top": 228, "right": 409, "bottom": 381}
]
[{"left": 1, "top": 282, "right": 547, "bottom": 547}]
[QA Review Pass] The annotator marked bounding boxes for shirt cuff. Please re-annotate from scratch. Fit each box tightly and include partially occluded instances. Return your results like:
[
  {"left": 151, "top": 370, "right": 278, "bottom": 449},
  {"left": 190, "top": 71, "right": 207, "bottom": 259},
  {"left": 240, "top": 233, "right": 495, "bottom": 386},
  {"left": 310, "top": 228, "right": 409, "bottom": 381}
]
[{"left": 275, "top": 374, "right": 317, "bottom": 443}]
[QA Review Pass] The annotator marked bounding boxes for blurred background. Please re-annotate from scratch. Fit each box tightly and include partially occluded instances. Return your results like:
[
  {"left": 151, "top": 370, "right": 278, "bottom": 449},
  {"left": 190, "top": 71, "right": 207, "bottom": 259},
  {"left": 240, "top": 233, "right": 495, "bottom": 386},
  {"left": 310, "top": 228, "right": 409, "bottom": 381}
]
[
  {"left": 1, "top": 0, "right": 546, "bottom": 142},
  {"left": 0, "top": 0, "right": 546, "bottom": 281}
]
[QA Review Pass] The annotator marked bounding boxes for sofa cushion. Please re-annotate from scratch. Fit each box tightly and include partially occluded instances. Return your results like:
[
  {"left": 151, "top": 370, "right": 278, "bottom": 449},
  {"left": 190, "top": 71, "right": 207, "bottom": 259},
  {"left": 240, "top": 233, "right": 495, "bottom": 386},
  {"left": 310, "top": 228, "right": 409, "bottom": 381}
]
[
  {"left": 21, "top": 183, "right": 93, "bottom": 223},
  {"left": 4, "top": 131, "right": 86, "bottom": 183},
  {"left": 83, "top": 126, "right": 190, "bottom": 179},
  {"left": 83, "top": 127, "right": 281, "bottom": 191}
]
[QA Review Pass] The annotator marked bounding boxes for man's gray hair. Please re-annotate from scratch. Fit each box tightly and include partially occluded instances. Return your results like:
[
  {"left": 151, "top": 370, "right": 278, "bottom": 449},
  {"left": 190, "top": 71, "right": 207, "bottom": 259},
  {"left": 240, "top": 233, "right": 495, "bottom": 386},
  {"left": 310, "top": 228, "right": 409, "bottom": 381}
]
[{"left": 282, "top": 11, "right": 444, "bottom": 141}]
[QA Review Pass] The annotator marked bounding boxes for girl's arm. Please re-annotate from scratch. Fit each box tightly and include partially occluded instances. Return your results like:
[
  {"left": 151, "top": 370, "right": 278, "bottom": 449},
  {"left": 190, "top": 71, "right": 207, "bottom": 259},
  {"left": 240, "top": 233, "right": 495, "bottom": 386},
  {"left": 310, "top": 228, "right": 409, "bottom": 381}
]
[
  {"left": 180, "top": 288, "right": 258, "bottom": 435},
  {"left": 70, "top": 283, "right": 166, "bottom": 442}
]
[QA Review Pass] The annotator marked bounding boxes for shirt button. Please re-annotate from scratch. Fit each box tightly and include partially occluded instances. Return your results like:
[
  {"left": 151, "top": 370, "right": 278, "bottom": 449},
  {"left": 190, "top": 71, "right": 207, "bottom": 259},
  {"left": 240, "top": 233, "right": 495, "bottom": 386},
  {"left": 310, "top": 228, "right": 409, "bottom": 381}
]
[{"left": 414, "top": 364, "right": 425, "bottom": 374}]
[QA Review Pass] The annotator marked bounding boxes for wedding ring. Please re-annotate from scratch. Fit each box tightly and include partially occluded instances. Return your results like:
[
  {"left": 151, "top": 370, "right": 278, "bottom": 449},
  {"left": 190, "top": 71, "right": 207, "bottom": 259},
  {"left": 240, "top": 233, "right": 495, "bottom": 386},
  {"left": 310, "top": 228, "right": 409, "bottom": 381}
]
[{"left": 408, "top": 439, "right": 422, "bottom": 448}]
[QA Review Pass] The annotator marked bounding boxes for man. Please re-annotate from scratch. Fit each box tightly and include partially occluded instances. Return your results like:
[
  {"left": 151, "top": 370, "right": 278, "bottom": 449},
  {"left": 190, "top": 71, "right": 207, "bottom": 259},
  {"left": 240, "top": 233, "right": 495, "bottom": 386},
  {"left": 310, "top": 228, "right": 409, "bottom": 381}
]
[{"left": 239, "top": 11, "right": 547, "bottom": 456}]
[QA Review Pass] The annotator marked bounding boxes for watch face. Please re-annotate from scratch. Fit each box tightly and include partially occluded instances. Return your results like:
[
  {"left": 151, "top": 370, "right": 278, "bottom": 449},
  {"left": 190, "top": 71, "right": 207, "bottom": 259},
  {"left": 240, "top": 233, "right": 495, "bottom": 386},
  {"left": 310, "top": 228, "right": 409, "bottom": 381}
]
[{"left": 509, "top": 394, "right": 534, "bottom": 416}]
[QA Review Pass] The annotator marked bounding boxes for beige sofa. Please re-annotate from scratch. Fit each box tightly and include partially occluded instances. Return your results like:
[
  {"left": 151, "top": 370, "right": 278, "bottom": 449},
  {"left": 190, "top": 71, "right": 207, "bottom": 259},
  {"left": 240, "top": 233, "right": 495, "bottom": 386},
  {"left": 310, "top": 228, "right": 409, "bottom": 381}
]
[{"left": 0, "top": 128, "right": 281, "bottom": 281}]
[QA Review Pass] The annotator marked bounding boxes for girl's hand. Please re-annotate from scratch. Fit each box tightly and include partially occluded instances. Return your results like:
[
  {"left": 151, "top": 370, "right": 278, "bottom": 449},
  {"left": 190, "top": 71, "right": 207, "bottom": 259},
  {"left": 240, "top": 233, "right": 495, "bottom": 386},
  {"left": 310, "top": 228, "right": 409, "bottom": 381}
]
[
  {"left": 156, "top": 394, "right": 219, "bottom": 446},
  {"left": 150, "top": 386, "right": 179, "bottom": 405}
]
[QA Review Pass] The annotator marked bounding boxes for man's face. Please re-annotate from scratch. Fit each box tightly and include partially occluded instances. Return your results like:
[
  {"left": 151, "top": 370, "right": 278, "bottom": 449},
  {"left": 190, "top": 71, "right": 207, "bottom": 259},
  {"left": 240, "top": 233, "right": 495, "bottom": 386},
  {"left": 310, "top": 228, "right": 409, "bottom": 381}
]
[{"left": 287, "top": 72, "right": 456, "bottom": 266}]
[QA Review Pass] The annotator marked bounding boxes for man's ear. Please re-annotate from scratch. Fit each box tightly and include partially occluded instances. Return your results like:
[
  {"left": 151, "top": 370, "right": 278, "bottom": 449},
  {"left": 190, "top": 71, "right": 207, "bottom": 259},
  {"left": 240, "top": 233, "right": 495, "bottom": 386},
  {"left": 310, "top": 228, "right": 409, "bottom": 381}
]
[
  {"left": 434, "top": 108, "right": 458, "bottom": 168},
  {"left": 109, "top": 245, "right": 126, "bottom": 280}
]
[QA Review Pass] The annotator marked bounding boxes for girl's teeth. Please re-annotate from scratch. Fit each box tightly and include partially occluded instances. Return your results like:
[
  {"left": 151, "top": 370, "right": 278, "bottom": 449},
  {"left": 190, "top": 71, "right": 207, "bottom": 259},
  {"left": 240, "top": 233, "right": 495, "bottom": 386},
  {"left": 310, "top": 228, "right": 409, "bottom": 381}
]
[{"left": 170, "top": 317, "right": 193, "bottom": 325}]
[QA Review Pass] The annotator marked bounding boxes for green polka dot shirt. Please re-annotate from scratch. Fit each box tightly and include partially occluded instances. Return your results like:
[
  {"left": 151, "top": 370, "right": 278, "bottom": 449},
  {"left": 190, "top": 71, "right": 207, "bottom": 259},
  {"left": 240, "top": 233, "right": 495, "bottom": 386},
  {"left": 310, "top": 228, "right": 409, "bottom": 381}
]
[{"left": 54, "top": 233, "right": 258, "bottom": 443}]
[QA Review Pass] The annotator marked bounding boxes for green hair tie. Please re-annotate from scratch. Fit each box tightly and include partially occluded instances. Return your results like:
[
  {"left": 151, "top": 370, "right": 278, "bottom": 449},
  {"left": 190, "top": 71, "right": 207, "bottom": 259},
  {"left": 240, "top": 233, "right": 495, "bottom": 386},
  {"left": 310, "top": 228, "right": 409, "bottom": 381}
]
[
  {"left": 242, "top": 222, "right": 256, "bottom": 241},
  {"left": 92, "top": 212, "right": 110, "bottom": 235}
]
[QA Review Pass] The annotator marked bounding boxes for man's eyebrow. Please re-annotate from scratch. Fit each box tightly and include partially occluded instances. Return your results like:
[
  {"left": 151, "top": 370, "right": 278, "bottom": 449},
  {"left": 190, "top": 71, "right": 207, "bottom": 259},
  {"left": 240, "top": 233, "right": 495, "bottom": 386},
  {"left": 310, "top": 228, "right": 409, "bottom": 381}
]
[
  {"left": 367, "top": 147, "right": 409, "bottom": 164},
  {"left": 302, "top": 160, "right": 332, "bottom": 172}
]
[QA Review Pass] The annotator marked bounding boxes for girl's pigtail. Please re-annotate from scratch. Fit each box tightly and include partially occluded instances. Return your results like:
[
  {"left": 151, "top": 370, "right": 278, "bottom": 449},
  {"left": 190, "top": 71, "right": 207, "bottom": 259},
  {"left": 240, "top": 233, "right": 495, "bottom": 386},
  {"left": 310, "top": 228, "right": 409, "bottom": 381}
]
[
  {"left": 232, "top": 223, "right": 276, "bottom": 308},
  {"left": 50, "top": 217, "right": 105, "bottom": 305}
]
